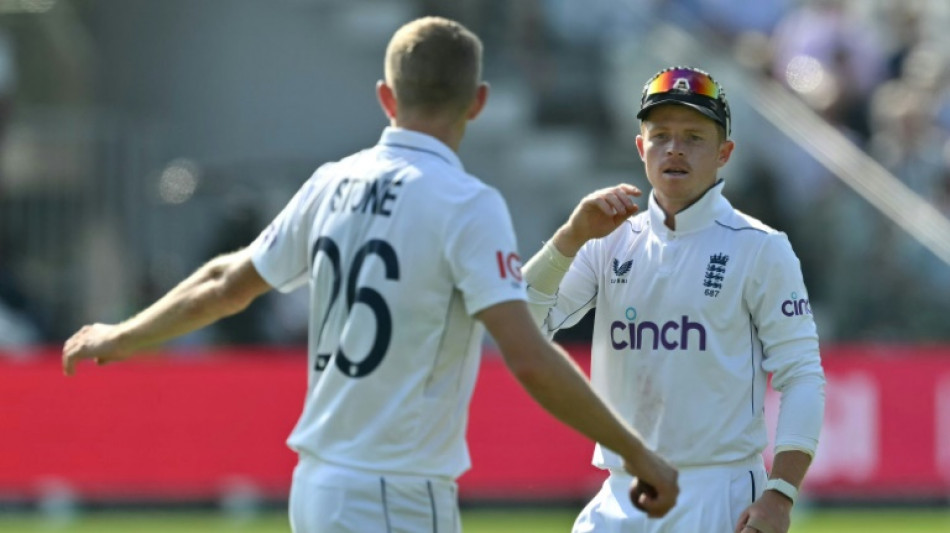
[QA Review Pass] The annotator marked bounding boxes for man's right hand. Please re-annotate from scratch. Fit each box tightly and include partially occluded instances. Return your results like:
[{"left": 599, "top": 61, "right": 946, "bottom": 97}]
[
  {"left": 551, "top": 184, "right": 641, "bottom": 257},
  {"left": 623, "top": 450, "right": 679, "bottom": 518},
  {"left": 63, "top": 323, "right": 130, "bottom": 376}
]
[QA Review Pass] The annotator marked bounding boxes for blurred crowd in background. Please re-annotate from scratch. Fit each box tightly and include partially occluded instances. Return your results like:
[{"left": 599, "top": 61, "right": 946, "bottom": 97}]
[{"left": 0, "top": 0, "right": 948, "bottom": 349}]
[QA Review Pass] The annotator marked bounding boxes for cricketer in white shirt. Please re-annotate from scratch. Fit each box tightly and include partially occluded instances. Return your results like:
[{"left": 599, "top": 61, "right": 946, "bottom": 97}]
[
  {"left": 252, "top": 127, "right": 525, "bottom": 477},
  {"left": 525, "top": 180, "right": 825, "bottom": 530},
  {"left": 250, "top": 127, "right": 526, "bottom": 530}
]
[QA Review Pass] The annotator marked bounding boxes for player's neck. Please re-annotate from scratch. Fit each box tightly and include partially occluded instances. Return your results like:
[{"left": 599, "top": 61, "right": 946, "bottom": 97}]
[{"left": 392, "top": 116, "right": 465, "bottom": 153}]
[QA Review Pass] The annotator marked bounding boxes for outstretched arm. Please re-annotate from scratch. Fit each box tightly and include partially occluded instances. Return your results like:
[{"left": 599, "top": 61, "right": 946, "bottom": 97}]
[
  {"left": 478, "top": 299, "right": 678, "bottom": 518},
  {"left": 63, "top": 247, "right": 272, "bottom": 376}
]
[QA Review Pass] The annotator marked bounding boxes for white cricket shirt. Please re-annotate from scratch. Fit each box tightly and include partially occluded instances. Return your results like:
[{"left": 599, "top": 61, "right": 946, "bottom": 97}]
[
  {"left": 251, "top": 127, "right": 526, "bottom": 479},
  {"left": 534, "top": 181, "right": 824, "bottom": 469}
]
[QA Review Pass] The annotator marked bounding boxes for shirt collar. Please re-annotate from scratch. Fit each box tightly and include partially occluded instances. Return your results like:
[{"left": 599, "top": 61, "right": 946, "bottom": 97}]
[
  {"left": 648, "top": 179, "right": 730, "bottom": 236},
  {"left": 377, "top": 127, "right": 464, "bottom": 170}
]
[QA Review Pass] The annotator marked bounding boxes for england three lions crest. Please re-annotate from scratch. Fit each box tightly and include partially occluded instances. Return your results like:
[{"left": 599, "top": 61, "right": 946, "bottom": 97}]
[{"left": 703, "top": 253, "right": 729, "bottom": 297}]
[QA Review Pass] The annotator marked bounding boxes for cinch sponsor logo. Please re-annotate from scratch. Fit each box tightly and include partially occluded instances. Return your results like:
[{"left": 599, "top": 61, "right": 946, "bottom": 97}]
[
  {"left": 781, "top": 292, "right": 811, "bottom": 316},
  {"left": 610, "top": 307, "right": 707, "bottom": 351}
]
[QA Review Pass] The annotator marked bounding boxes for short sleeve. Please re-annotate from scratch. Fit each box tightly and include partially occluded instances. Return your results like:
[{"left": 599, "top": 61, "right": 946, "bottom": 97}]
[
  {"left": 250, "top": 177, "right": 319, "bottom": 293},
  {"left": 443, "top": 189, "right": 526, "bottom": 315}
]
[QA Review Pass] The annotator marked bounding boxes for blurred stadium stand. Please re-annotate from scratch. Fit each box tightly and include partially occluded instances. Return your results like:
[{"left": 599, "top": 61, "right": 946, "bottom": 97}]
[
  {"left": 1, "top": 0, "right": 950, "bottom": 511},
  {"left": 1, "top": 0, "right": 948, "bottom": 346}
]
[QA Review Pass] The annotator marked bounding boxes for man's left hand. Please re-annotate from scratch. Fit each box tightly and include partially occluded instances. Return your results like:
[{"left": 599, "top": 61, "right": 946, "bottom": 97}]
[{"left": 735, "top": 490, "right": 792, "bottom": 533}]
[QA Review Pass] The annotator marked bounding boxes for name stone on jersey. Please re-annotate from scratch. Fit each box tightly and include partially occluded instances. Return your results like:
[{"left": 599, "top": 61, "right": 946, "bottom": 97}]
[{"left": 331, "top": 176, "right": 403, "bottom": 216}]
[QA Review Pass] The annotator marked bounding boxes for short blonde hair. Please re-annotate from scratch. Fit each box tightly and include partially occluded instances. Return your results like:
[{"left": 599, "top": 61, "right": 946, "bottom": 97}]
[{"left": 384, "top": 17, "right": 483, "bottom": 115}]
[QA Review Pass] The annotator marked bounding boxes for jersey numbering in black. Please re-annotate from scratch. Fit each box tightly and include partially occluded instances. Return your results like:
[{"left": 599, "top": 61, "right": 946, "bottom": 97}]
[{"left": 310, "top": 237, "right": 400, "bottom": 378}]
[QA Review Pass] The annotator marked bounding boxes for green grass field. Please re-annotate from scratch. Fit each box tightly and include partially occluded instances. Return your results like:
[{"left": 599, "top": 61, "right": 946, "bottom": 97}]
[{"left": 0, "top": 508, "right": 948, "bottom": 532}]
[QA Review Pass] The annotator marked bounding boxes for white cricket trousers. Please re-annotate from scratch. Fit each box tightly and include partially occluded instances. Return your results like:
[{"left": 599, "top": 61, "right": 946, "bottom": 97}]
[
  {"left": 289, "top": 454, "right": 461, "bottom": 533},
  {"left": 573, "top": 456, "right": 767, "bottom": 533}
]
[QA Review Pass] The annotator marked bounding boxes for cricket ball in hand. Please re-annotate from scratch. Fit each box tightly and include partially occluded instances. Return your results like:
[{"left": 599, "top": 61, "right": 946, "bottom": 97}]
[{"left": 630, "top": 478, "right": 658, "bottom": 511}]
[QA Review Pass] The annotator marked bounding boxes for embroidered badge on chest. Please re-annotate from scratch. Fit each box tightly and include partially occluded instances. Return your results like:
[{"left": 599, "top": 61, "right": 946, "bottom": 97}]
[
  {"left": 703, "top": 253, "right": 729, "bottom": 297},
  {"left": 610, "top": 258, "right": 633, "bottom": 284}
]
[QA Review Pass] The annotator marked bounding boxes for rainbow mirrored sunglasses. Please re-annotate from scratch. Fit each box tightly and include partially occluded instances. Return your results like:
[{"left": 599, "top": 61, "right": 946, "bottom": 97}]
[
  {"left": 640, "top": 67, "right": 731, "bottom": 136},
  {"left": 644, "top": 67, "right": 722, "bottom": 100}
]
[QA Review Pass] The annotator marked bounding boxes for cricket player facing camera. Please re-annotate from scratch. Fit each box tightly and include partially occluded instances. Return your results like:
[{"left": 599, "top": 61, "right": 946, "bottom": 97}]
[
  {"left": 62, "top": 17, "right": 680, "bottom": 532},
  {"left": 522, "top": 66, "right": 826, "bottom": 533}
]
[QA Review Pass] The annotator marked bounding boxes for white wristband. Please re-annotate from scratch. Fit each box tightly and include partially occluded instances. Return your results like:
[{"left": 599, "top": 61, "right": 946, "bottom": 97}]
[{"left": 764, "top": 478, "right": 798, "bottom": 504}]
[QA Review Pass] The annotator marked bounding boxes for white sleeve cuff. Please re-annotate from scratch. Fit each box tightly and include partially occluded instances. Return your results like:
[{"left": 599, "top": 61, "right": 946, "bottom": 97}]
[
  {"left": 774, "top": 444, "right": 815, "bottom": 459},
  {"left": 522, "top": 240, "right": 574, "bottom": 295}
]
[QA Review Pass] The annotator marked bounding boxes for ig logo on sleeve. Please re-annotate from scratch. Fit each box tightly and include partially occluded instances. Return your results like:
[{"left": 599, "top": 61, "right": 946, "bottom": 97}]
[{"left": 495, "top": 251, "right": 522, "bottom": 282}]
